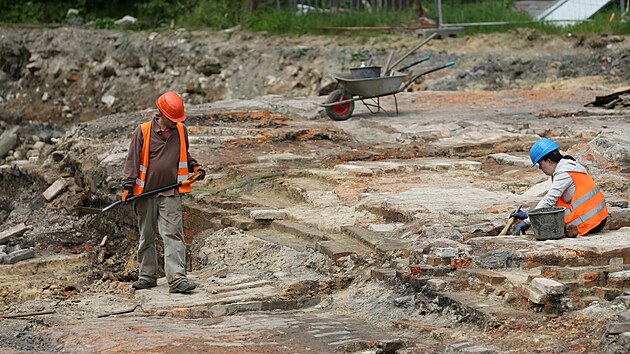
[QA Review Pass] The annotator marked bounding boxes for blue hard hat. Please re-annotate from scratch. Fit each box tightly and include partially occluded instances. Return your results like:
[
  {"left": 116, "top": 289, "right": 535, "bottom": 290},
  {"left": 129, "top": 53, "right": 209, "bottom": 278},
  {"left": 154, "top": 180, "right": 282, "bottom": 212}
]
[{"left": 529, "top": 138, "right": 559, "bottom": 167}]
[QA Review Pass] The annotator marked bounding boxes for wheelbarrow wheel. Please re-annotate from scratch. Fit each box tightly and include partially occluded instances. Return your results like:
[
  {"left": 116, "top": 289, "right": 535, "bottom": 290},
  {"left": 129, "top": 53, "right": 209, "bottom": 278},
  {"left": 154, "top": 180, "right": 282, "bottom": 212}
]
[{"left": 325, "top": 89, "right": 354, "bottom": 121}]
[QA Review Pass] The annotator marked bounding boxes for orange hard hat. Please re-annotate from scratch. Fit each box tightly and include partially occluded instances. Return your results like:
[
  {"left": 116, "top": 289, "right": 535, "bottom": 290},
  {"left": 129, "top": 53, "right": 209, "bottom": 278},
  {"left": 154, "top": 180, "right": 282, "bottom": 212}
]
[{"left": 156, "top": 91, "right": 186, "bottom": 122}]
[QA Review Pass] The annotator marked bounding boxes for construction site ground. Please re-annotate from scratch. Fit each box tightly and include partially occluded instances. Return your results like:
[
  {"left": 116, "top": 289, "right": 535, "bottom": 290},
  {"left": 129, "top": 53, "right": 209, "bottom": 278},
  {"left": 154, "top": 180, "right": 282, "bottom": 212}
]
[{"left": 0, "top": 25, "right": 629, "bottom": 353}]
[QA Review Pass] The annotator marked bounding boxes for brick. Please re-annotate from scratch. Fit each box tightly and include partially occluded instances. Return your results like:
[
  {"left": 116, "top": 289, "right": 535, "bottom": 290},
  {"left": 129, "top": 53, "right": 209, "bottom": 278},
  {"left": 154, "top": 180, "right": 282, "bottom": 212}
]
[
  {"left": 594, "top": 287, "right": 622, "bottom": 301},
  {"left": 561, "top": 281, "right": 580, "bottom": 294},
  {"left": 410, "top": 264, "right": 451, "bottom": 276},
  {"left": 42, "top": 177, "right": 67, "bottom": 201},
  {"left": 462, "top": 269, "right": 506, "bottom": 285},
  {"left": 427, "top": 255, "right": 450, "bottom": 266},
  {"left": 406, "top": 276, "right": 430, "bottom": 290},
  {"left": 450, "top": 257, "right": 472, "bottom": 269},
  {"left": 583, "top": 272, "right": 599, "bottom": 281},
  {"left": 530, "top": 278, "right": 564, "bottom": 295},
  {"left": 371, "top": 268, "right": 397, "bottom": 282},
  {"left": 430, "top": 247, "right": 458, "bottom": 258},
  {"left": 427, "top": 279, "right": 446, "bottom": 292},
  {"left": 584, "top": 280, "right": 597, "bottom": 288},
  {"left": 515, "top": 284, "right": 547, "bottom": 304},
  {"left": 541, "top": 266, "right": 577, "bottom": 280}
]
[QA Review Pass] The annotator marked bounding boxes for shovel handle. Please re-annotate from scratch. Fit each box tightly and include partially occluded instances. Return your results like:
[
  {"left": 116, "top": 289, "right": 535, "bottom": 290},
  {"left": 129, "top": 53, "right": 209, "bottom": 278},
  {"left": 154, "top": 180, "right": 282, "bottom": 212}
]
[
  {"left": 182, "top": 170, "right": 203, "bottom": 186},
  {"left": 398, "top": 56, "right": 430, "bottom": 72},
  {"left": 499, "top": 204, "right": 522, "bottom": 236},
  {"left": 104, "top": 170, "right": 204, "bottom": 212},
  {"left": 0, "top": 310, "right": 55, "bottom": 319}
]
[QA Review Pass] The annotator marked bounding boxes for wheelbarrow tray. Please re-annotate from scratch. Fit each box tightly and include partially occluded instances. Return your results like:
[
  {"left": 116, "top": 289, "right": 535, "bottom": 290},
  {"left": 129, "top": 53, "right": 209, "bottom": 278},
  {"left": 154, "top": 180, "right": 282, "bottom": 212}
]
[{"left": 331, "top": 72, "right": 407, "bottom": 98}]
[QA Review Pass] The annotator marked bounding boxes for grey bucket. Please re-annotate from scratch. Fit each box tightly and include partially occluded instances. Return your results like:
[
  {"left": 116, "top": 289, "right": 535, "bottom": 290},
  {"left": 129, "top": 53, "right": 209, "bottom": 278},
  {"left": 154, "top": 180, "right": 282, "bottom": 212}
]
[
  {"left": 529, "top": 206, "right": 565, "bottom": 240},
  {"left": 350, "top": 66, "right": 381, "bottom": 79}
]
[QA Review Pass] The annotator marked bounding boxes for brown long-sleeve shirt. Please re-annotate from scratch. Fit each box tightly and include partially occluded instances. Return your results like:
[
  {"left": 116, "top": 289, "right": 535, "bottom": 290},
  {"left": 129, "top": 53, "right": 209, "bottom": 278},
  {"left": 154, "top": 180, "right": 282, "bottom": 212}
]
[{"left": 122, "top": 115, "right": 199, "bottom": 197}]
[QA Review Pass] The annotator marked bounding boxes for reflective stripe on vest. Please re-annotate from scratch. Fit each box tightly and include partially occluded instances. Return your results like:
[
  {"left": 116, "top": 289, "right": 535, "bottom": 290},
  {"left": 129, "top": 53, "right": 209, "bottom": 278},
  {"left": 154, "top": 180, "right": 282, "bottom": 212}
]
[
  {"left": 555, "top": 171, "right": 608, "bottom": 236},
  {"left": 133, "top": 120, "right": 191, "bottom": 195}
]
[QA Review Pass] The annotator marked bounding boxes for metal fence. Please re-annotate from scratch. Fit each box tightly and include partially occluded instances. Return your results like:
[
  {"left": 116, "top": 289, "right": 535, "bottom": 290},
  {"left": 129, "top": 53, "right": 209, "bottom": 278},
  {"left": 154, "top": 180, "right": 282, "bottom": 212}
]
[
  {"left": 274, "top": 0, "right": 419, "bottom": 13},
  {"left": 272, "top": 0, "right": 627, "bottom": 27}
]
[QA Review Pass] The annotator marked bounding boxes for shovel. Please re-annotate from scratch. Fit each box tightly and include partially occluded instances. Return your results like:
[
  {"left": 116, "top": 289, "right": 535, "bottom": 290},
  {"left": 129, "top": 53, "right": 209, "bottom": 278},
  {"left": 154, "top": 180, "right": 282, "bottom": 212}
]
[{"left": 75, "top": 170, "right": 203, "bottom": 215}]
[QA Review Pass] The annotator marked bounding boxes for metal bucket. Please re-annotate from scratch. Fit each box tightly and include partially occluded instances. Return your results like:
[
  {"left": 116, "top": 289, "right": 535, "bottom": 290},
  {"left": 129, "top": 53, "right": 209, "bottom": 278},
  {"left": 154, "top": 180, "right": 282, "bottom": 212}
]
[
  {"left": 350, "top": 66, "right": 381, "bottom": 79},
  {"left": 529, "top": 206, "right": 565, "bottom": 241}
]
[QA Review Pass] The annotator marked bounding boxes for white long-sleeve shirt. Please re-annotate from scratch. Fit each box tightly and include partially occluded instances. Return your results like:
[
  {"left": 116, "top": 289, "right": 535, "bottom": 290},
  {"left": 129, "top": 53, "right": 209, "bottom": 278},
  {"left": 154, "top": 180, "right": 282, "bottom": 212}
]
[{"left": 535, "top": 158, "right": 588, "bottom": 210}]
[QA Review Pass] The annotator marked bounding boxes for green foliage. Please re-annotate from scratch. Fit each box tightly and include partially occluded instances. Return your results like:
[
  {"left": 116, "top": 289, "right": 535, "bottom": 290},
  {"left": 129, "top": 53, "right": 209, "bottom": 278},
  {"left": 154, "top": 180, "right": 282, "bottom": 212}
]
[
  {"left": 90, "top": 17, "right": 117, "bottom": 30},
  {"left": 0, "top": 1, "right": 68, "bottom": 24}
]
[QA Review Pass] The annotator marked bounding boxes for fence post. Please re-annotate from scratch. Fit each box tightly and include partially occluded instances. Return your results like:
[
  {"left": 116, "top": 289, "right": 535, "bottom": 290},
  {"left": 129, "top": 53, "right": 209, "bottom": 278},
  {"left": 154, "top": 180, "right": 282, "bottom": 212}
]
[
  {"left": 436, "top": 0, "right": 443, "bottom": 28},
  {"left": 622, "top": 0, "right": 627, "bottom": 22}
]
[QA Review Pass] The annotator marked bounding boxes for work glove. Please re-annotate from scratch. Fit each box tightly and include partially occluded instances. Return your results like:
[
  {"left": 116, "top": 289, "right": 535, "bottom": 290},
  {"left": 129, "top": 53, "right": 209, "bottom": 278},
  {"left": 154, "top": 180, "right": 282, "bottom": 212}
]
[
  {"left": 121, "top": 185, "right": 134, "bottom": 204},
  {"left": 512, "top": 221, "right": 530, "bottom": 235},
  {"left": 510, "top": 210, "right": 528, "bottom": 220},
  {"left": 193, "top": 165, "right": 206, "bottom": 181}
]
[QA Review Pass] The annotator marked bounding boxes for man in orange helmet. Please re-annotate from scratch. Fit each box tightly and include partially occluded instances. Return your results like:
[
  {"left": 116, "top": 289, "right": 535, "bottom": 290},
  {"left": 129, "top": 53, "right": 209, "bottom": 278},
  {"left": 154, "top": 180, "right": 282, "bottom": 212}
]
[{"left": 121, "top": 91, "right": 205, "bottom": 294}]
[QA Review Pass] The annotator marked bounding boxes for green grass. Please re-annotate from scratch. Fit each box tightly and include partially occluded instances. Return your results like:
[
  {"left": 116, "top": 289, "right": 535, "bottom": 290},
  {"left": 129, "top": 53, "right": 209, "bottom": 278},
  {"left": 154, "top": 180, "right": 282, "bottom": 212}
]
[{"left": 244, "top": 9, "right": 417, "bottom": 35}]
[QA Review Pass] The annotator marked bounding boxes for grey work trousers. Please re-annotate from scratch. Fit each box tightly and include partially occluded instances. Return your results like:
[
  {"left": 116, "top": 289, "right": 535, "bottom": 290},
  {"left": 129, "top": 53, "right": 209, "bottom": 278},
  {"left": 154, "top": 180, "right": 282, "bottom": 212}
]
[{"left": 134, "top": 196, "right": 187, "bottom": 288}]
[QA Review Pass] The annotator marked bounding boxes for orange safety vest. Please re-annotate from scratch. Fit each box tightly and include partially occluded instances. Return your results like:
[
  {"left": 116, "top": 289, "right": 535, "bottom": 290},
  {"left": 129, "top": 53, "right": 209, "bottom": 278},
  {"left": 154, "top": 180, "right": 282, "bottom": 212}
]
[
  {"left": 133, "top": 120, "right": 191, "bottom": 196},
  {"left": 556, "top": 171, "right": 608, "bottom": 236}
]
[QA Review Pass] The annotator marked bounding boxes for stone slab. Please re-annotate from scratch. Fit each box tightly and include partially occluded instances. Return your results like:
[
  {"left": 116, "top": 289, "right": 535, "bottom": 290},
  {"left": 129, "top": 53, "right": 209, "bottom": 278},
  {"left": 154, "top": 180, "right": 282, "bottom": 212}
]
[
  {"left": 136, "top": 276, "right": 279, "bottom": 311},
  {"left": 316, "top": 241, "right": 354, "bottom": 261},
  {"left": 514, "top": 284, "right": 546, "bottom": 304},
  {"left": 488, "top": 153, "right": 531, "bottom": 167},
  {"left": 607, "top": 322, "right": 630, "bottom": 334},
  {"left": 471, "top": 229, "right": 630, "bottom": 268},
  {"left": 250, "top": 209, "right": 286, "bottom": 220},
  {"left": 3, "top": 248, "right": 35, "bottom": 264},
  {"left": 272, "top": 220, "right": 326, "bottom": 242},
  {"left": 0, "top": 223, "right": 30, "bottom": 245},
  {"left": 530, "top": 278, "right": 564, "bottom": 295},
  {"left": 460, "top": 269, "right": 507, "bottom": 285}
]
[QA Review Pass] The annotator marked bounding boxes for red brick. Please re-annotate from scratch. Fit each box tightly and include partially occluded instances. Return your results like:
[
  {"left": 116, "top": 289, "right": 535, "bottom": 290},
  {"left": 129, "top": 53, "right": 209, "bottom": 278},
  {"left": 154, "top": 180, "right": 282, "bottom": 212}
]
[
  {"left": 584, "top": 280, "right": 597, "bottom": 288},
  {"left": 450, "top": 257, "right": 472, "bottom": 269},
  {"left": 583, "top": 272, "right": 599, "bottom": 281},
  {"left": 595, "top": 287, "right": 622, "bottom": 301},
  {"left": 426, "top": 256, "right": 449, "bottom": 266}
]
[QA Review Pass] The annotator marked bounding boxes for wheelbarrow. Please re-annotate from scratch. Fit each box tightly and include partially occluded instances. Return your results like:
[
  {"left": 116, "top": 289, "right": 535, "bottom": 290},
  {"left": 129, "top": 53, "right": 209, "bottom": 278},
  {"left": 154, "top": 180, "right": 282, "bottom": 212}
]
[{"left": 321, "top": 61, "right": 455, "bottom": 121}]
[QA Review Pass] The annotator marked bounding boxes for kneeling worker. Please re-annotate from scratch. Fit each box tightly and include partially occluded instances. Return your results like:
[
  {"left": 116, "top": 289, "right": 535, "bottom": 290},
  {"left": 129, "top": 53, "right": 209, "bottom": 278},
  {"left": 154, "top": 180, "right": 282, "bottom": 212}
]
[
  {"left": 512, "top": 138, "right": 608, "bottom": 236},
  {"left": 122, "top": 91, "right": 205, "bottom": 293}
]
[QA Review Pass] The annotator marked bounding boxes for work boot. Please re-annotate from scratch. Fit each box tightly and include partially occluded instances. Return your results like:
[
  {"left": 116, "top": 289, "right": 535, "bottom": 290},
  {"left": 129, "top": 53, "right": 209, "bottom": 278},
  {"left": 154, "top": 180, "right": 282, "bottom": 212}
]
[
  {"left": 169, "top": 279, "right": 196, "bottom": 294},
  {"left": 132, "top": 278, "right": 157, "bottom": 290},
  {"left": 565, "top": 225, "right": 579, "bottom": 238}
]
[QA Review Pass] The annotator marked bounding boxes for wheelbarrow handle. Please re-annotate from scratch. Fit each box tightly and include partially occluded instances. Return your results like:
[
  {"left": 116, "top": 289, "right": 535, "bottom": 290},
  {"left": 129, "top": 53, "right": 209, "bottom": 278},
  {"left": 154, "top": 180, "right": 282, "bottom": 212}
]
[
  {"left": 398, "top": 56, "right": 430, "bottom": 72},
  {"left": 400, "top": 61, "right": 456, "bottom": 92}
]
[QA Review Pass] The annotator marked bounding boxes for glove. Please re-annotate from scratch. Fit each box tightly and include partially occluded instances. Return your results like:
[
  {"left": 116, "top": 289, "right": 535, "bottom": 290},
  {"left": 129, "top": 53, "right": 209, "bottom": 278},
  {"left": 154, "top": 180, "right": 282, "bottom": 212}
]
[
  {"left": 510, "top": 210, "right": 528, "bottom": 220},
  {"left": 193, "top": 165, "right": 206, "bottom": 181},
  {"left": 512, "top": 221, "right": 530, "bottom": 235},
  {"left": 121, "top": 185, "right": 134, "bottom": 203}
]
